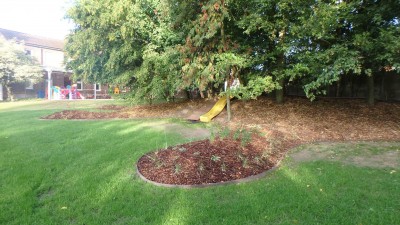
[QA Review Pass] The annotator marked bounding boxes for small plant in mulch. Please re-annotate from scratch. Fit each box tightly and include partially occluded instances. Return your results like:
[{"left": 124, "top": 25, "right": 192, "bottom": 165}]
[
  {"left": 137, "top": 128, "right": 287, "bottom": 185},
  {"left": 146, "top": 153, "right": 164, "bottom": 169},
  {"left": 211, "top": 155, "right": 221, "bottom": 162},
  {"left": 174, "top": 164, "right": 182, "bottom": 174}
]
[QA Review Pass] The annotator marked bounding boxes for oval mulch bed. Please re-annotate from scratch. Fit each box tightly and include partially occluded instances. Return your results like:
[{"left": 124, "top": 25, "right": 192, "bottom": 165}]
[
  {"left": 42, "top": 110, "right": 128, "bottom": 120},
  {"left": 137, "top": 136, "right": 285, "bottom": 186}
]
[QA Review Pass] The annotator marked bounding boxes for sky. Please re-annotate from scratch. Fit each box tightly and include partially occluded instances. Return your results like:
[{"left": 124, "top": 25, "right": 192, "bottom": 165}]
[{"left": 0, "top": 0, "right": 74, "bottom": 40}]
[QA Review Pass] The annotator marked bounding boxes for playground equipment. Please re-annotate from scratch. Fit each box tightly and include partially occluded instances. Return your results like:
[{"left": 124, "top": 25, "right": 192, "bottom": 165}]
[
  {"left": 51, "top": 85, "right": 84, "bottom": 100},
  {"left": 52, "top": 86, "right": 62, "bottom": 100},
  {"left": 199, "top": 78, "right": 239, "bottom": 122},
  {"left": 200, "top": 96, "right": 231, "bottom": 122}
]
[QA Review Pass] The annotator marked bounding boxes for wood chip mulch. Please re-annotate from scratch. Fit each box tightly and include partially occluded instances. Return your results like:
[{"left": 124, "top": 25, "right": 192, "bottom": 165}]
[{"left": 137, "top": 134, "right": 294, "bottom": 185}]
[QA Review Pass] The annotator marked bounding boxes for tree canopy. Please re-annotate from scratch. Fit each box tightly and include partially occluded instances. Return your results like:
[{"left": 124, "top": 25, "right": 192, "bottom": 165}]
[
  {"left": 65, "top": 0, "right": 400, "bottom": 106},
  {"left": 0, "top": 36, "right": 43, "bottom": 101}
]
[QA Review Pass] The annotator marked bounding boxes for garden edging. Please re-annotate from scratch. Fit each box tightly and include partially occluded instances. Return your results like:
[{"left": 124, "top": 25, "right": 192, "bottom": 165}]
[{"left": 135, "top": 162, "right": 281, "bottom": 189}]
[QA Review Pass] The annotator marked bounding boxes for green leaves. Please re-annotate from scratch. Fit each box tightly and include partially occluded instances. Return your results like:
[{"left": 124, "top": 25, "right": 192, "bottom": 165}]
[
  {"left": 66, "top": 0, "right": 184, "bottom": 102},
  {"left": 232, "top": 76, "right": 276, "bottom": 100},
  {"left": 65, "top": 0, "right": 400, "bottom": 104},
  {"left": 0, "top": 36, "right": 42, "bottom": 101},
  {"left": 0, "top": 36, "right": 42, "bottom": 84}
]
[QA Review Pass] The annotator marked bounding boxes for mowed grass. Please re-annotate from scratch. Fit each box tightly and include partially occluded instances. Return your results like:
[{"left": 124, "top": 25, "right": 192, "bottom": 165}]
[{"left": 0, "top": 100, "right": 399, "bottom": 225}]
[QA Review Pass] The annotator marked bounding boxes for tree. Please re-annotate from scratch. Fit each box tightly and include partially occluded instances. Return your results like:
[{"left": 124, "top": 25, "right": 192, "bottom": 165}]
[
  {"left": 65, "top": 0, "right": 399, "bottom": 108},
  {"left": 66, "top": 0, "right": 186, "bottom": 103},
  {"left": 290, "top": 0, "right": 400, "bottom": 105},
  {"left": 65, "top": 0, "right": 146, "bottom": 85},
  {"left": 348, "top": 0, "right": 400, "bottom": 105},
  {"left": 0, "top": 36, "right": 42, "bottom": 101},
  {"left": 238, "top": 0, "right": 314, "bottom": 103},
  {"left": 179, "top": 0, "right": 266, "bottom": 120}
]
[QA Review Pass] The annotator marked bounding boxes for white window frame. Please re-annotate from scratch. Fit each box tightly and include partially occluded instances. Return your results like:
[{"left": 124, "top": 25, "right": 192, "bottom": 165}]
[
  {"left": 95, "top": 83, "right": 101, "bottom": 91},
  {"left": 77, "top": 80, "right": 83, "bottom": 90}
]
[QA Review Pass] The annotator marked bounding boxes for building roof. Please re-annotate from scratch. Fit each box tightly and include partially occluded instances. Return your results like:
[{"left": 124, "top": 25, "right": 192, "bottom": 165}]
[{"left": 0, "top": 28, "right": 64, "bottom": 51}]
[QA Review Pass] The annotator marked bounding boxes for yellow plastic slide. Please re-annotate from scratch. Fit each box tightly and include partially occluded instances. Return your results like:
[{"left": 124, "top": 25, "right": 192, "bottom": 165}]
[{"left": 200, "top": 96, "right": 228, "bottom": 122}]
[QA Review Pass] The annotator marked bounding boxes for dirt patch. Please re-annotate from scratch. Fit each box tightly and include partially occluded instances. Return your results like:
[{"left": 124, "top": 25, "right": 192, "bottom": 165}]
[
  {"left": 161, "top": 123, "right": 210, "bottom": 140},
  {"left": 137, "top": 121, "right": 210, "bottom": 140},
  {"left": 348, "top": 151, "right": 399, "bottom": 168},
  {"left": 224, "top": 97, "right": 400, "bottom": 142},
  {"left": 290, "top": 142, "right": 400, "bottom": 168},
  {"left": 289, "top": 149, "right": 332, "bottom": 162}
]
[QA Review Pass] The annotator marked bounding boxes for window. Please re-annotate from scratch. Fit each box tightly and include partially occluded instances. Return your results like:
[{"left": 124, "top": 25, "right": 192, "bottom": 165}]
[
  {"left": 25, "top": 50, "right": 31, "bottom": 55},
  {"left": 77, "top": 80, "right": 83, "bottom": 90},
  {"left": 26, "top": 79, "right": 34, "bottom": 89},
  {"left": 95, "top": 83, "right": 101, "bottom": 91}
]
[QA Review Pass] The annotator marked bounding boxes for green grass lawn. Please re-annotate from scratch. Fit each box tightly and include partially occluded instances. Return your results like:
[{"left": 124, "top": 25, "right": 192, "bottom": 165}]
[{"left": 0, "top": 100, "right": 399, "bottom": 225}]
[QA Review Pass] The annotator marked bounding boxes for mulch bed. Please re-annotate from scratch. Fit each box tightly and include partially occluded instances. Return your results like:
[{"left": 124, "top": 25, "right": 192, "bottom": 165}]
[
  {"left": 42, "top": 100, "right": 208, "bottom": 120},
  {"left": 43, "top": 110, "right": 126, "bottom": 120},
  {"left": 137, "top": 134, "right": 299, "bottom": 185},
  {"left": 42, "top": 96, "right": 400, "bottom": 185}
]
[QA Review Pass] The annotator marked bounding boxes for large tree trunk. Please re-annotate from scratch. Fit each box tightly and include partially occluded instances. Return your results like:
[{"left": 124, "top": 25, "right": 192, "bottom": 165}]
[
  {"left": 336, "top": 79, "right": 341, "bottom": 97},
  {"left": 276, "top": 78, "right": 284, "bottom": 104},
  {"left": 221, "top": 15, "right": 231, "bottom": 122},
  {"left": 5, "top": 84, "right": 14, "bottom": 101},
  {"left": 275, "top": 53, "right": 285, "bottom": 104},
  {"left": 367, "top": 75, "right": 375, "bottom": 105}
]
